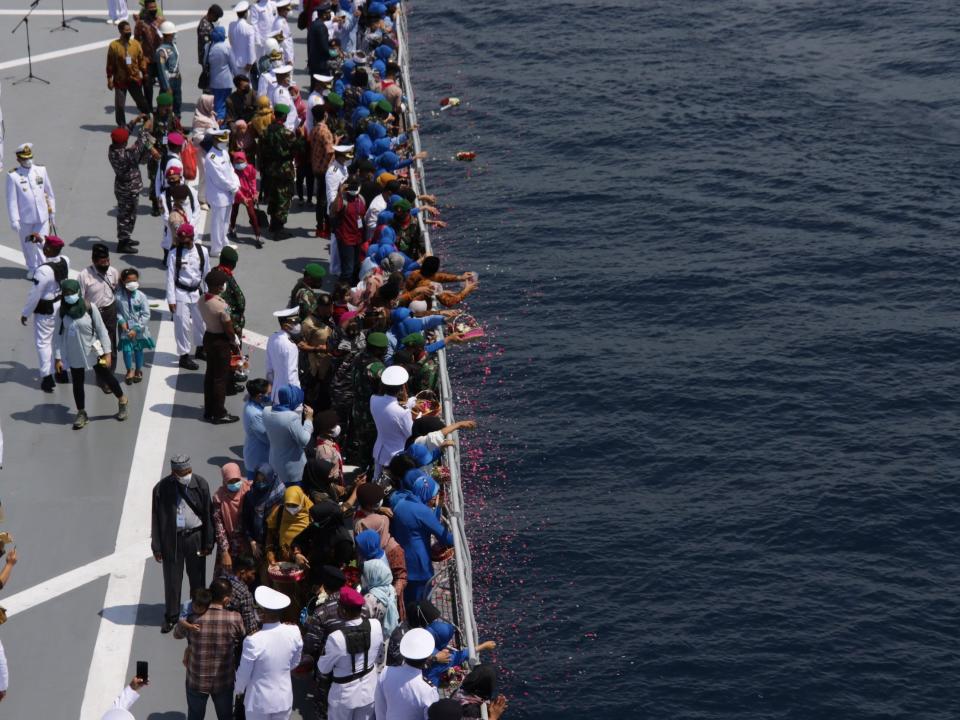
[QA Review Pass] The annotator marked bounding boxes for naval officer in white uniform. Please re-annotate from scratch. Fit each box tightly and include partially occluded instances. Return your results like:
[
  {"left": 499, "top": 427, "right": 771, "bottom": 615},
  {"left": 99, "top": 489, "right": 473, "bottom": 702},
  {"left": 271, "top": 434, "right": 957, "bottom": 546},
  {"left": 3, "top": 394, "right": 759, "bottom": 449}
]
[
  {"left": 270, "top": 66, "right": 299, "bottom": 132},
  {"left": 20, "top": 235, "right": 70, "bottom": 393},
  {"left": 202, "top": 127, "right": 240, "bottom": 257},
  {"left": 265, "top": 307, "right": 301, "bottom": 403},
  {"left": 235, "top": 585, "right": 303, "bottom": 720},
  {"left": 229, "top": 1, "right": 258, "bottom": 72},
  {"left": 165, "top": 222, "right": 209, "bottom": 370},
  {"left": 5, "top": 143, "right": 56, "bottom": 279}
]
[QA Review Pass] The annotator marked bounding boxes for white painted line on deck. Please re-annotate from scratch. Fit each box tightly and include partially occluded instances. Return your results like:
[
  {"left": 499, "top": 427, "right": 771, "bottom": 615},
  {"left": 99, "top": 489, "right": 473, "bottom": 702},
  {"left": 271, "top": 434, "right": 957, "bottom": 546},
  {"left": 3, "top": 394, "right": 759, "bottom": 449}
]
[
  {"left": 0, "top": 19, "right": 204, "bottom": 71},
  {"left": 78, "top": 317, "right": 178, "bottom": 720},
  {"left": 1, "top": 542, "right": 151, "bottom": 617}
]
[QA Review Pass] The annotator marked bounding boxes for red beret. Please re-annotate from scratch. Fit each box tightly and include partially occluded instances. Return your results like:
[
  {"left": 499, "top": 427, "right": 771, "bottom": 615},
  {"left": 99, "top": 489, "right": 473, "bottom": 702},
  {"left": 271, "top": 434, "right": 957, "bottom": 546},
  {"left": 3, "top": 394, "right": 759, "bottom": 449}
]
[
  {"left": 167, "top": 131, "right": 185, "bottom": 146},
  {"left": 44, "top": 235, "right": 64, "bottom": 248},
  {"left": 110, "top": 128, "right": 130, "bottom": 144},
  {"left": 165, "top": 165, "right": 182, "bottom": 177},
  {"left": 338, "top": 586, "right": 364, "bottom": 610},
  {"left": 176, "top": 223, "right": 195, "bottom": 237},
  {"left": 231, "top": 151, "right": 247, "bottom": 163}
]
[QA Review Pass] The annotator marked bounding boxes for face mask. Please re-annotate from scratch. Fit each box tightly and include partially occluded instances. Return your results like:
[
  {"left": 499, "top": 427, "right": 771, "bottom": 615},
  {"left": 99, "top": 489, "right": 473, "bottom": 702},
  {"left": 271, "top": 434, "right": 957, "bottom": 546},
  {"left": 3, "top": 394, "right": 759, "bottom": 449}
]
[
  {"left": 288, "top": 323, "right": 302, "bottom": 336},
  {"left": 331, "top": 425, "right": 341, "bottom": 438},
  {"left": 233, "top": 163, "right": 247, "bottom": 171},
  {"left": 121, "top": 32, "right": 132, "bottom": 40},
  {"left": 63, "top": 294, "right": 80, "bottom": 305},
  {"left": 178, "top": 473, "right": 193, "bottom": 485},
  {"left": 227, "top": 481, "right": 243, "bottom": 492},
  {"left": 19, "top": 159, "right": 32, "bottom": 169},
  {"left": 125, "top": 281, "right": 139, "bottom": 292},
  {"left": 255, "top": 478, "right": 269, "bottom": 488},
  {"left": 96, "top": 263, "right": 111, "bottom": 273},
  {"left": 285, "top": 504, "right": 300, "bottom": 515}
]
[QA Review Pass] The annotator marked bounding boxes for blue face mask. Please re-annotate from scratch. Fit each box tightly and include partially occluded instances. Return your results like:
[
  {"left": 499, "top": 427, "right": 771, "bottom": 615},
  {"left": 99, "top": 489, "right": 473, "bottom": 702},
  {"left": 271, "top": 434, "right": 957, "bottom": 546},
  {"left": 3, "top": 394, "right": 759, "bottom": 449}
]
[
  {"left": 233, "top": 162, "right": 247, "bottom": 171},
  {"left": 64, "top": 293, "right": 80, "bottom": 304},
  {"left": 227, "top": 481, "right": 243, "bottom": 492}
]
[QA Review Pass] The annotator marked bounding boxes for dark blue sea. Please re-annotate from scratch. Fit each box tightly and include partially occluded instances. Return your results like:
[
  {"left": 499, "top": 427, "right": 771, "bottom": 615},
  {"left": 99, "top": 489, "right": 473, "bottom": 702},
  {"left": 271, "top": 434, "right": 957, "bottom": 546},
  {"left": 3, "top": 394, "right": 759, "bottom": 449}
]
[{"left": 408, "top": 1, "right": 960, "bottom": 718}]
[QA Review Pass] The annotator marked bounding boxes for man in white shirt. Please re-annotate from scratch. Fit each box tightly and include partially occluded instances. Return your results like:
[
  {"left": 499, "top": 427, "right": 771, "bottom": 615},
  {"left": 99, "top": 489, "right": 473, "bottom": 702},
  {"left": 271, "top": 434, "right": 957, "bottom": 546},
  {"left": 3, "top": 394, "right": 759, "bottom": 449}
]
[
  {"left": 272, "top": 0, "right": 294, "bottom": 64},
  {"left": 371, "top": 365, "right": 414, "bottom": 483},
  {"left": 270, "top": 66, "right": 299, "bottom": 133},
  {"left": 154, "top": 131, "right": 186, "bottom": 204},
  {"left": 364, "top": 179, "right": 397, "bottom": 241},
  {"left": 228, "top": 1, "right": 257, "bottom": 71},
  {"left": 305, "top": 74, "right": 332, "bottom": 134},
  {"left": 265, "top": 307, "right": 301, "bottom": 403},
  {"left": 248, "top": 0, "right": 277, "bottom": 56},
  {"left": 235, "top": 586, "right": 303, "bottom": 720},
  {"left": 5, "top": 142, "right": 55, "bottom": 279},
  {"left": 325, "top": 144, "right": 352, "bottom": 216},
  {"left": 317, "top": 586, "right": 383, "bottom": 720},
  {"left": 99, "top": 676, "right": 148, "bottom": 720},
  {"left": 374, "top": 628, "right": 438, "bottom": 720},
  {"left": 19, "top": 235, "right": 69, "bottom": 392},
  {"left": 165, "top": 223, "right": 209, "bottom": 369},
  {"left": 203, "top": 128, "right": 240, "bottom": 257}
]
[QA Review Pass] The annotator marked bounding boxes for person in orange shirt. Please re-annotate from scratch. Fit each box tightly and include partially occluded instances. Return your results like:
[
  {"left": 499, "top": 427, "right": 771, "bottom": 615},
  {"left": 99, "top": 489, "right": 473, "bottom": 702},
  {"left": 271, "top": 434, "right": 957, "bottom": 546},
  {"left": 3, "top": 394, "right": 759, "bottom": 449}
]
[{"left": 106, "top": 21, "right": 149, "bottom": 127}]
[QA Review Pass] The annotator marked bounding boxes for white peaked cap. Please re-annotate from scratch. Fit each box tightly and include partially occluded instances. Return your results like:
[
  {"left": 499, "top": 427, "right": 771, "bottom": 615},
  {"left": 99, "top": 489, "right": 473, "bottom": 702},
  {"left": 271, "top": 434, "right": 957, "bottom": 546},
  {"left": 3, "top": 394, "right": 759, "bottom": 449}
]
[{"left": 254, "top": 585, "right": 291, "bottom": 610}]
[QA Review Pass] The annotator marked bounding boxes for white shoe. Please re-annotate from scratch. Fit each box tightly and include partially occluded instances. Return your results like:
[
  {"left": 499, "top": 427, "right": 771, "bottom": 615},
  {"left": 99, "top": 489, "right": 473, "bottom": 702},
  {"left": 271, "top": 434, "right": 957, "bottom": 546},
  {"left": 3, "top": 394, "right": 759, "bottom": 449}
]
[
  {"left": 226, "top": 242, "right": 239, "bottom": 249},
  {"left": 106, "top": 17, "right": 115, "bottom": 23}
]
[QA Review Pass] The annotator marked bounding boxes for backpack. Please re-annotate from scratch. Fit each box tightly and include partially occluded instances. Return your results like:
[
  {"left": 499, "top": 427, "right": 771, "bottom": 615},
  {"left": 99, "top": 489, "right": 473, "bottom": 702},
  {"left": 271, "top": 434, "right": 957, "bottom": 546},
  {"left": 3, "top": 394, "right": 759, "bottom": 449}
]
[
  {"left": 181, "top": 141, "right": 198, "bottom": 181},
  {"left": 174, "top": 245, "right": 206, "bottom": 292}
]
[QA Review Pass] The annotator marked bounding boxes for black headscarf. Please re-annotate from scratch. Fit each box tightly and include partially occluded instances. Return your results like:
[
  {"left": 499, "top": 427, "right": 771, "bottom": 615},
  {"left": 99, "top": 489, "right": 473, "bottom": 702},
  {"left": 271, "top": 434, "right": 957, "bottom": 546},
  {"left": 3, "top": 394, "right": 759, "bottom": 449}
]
[
  {"left": 427, "top": 699, "right": 463, "bottom": 720},
  {"left": 302, "top": 457, "right": 336, "bottom": 496},
  {"left": 411, "top": 415, "right": 445, "bottom": 442},
  {"left": 460, "top": 664, "right": 497, "bottom": 700}
]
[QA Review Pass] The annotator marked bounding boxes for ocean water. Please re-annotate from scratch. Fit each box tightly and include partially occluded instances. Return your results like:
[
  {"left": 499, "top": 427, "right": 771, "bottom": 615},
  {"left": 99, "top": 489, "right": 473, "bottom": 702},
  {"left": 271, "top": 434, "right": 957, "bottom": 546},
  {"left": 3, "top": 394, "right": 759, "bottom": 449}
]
[{"left": 407, "top": 1, "right": 960, "bottom": 718}]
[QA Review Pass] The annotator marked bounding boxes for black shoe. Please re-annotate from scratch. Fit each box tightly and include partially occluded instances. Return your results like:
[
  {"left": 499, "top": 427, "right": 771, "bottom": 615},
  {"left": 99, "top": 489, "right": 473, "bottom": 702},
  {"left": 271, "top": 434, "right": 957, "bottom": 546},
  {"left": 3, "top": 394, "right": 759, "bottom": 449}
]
[
  {"left": 151, "top": 204, "right": 162, "bottom": 217},
  {"left": 118, "top": 243, "right": 139, "bottom": 254},
  {"left": 128, "top": 239, "right": 141, "bottom": 246},
  {"left": 161, "top": 620, "right": 175, "bottom": 634},
  {"left": 162, "top": 250, "right": 169, "bottom": 266},
  {"left": 178, "top": 354, "right": 199, "bottom": 370},
  {"left": 210, "top": 414, "right": 240, "bottom": 425},
  {"left": 195, "top": 347, "right": 206, "bottom": 361},
  {"left": 40, "top": 374, "right": 55, "bottom": 393}
]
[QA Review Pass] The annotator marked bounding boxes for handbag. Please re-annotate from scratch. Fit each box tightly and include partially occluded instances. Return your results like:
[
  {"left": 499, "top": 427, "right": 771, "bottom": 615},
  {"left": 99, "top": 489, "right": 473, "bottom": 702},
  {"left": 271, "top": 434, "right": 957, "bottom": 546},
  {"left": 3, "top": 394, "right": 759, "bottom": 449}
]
[{"left": 198, "top": 65, "right": 210, "bottom": 90}]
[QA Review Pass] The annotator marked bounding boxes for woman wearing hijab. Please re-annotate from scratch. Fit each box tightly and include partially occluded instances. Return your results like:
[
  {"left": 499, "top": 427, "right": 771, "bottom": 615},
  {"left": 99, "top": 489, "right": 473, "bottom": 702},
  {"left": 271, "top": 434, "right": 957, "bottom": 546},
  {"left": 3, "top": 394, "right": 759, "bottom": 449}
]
[
  {"left": 262, "top": 384, "right": 314, "bottom": 486},
  {"left": 241, "top": 462, "right": 285, "bottom": 562},
  {"left": 391, "top": 475, "right": 453, "bottom": 604},
  {"left": 355, "top": 484, "right": 407, "bottom": 608},
  {"left": 265, "top": 485, "right": 313, "bottom": 565},
  {"left": 250, "top": 95, "right": 274, "bottom": 185},
  {"left": 357, "top": 528, "right": 399, "bottom": 635},
  {"left": 314, "top": 409, "right": 345, "bottom": 485},
  {"left": 302, "top": 456, "right": 337, "bottom": 503},
  {"left": 212, "top": 461, "right": 251, "bottom": 575},
  {"left": 191, "top": 93, "right": 220, "bottom": 207},
  {"left": 424, "top": 621, "right": 496, "bottom": 688},
  {"left": 54, "top": 278, "right": 129, "bottom": 430},
  {"left": 204, "top": 26, "right": 233, "bottom": 120}
]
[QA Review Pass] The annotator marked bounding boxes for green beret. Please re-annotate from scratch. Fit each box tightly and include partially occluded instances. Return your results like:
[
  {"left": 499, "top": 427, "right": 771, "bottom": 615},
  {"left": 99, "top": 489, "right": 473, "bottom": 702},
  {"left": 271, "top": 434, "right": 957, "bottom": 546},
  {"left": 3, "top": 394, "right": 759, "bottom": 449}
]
[
  {"left": 304, "top": 262, "right": 326, "bottom": 280},
  {"left": 60, "top": 278, "right": 80, "bottom": 294},
  {"left": 156, "top": 92, "right": 174, "bottom": 106},
  {"left": 401, "top": 332, "right": 425, "bottom": 347},
  {"left": 367, "top": 332, "right": 388, "bottom": 348},
  {"left": 326, "top": 92, "right": 344, "bottom": 108},
  {"left": 274, "top": 102, "right": 291, "bottom": 116},
  {"left": 392, "top": 198, "right": 412, "bottom": 212},
  {"left": 375, "top": 99, "right": 392, "bottom": 114},
  {"left": 368, "top": 361, "right": 385, "bottom": 379}
]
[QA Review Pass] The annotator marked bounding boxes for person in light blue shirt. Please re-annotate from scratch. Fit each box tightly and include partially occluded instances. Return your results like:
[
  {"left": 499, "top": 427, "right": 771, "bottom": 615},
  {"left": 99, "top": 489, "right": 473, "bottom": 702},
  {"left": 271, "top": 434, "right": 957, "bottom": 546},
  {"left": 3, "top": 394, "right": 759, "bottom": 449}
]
[
  {"left": 262, "top": 384, "right": 314, "bottom": 486},
  {"left": 242, "top": 378, "right": 272, "bottom": 480},
  {"left": 205, "top": 26, "right": 236, "bottom": 120}
]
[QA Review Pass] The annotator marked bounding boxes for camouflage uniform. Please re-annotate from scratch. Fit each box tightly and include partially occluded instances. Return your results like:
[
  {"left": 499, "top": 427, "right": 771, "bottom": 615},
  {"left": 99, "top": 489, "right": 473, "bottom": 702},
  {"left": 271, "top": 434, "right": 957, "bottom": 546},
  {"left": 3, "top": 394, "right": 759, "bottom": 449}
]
[
  {"left": 108, "top": 120, "right": 152, "bottom": 249},
  {"left": 260, "top": 120, "right": 303, "bottom": 232},
  {"left": 219, "top": 273, "right": 246, "bottom": 336},
  {"left": 288, "top": 279, "right": 319, "bottom": 319},
  {"left": 394, "top": 216, "right": 425, "bottom": 259},
  {"left": 147, "top": 110, "right": 181, "bottom": 212},
  {"left": 346, "top": 355, "right": 383, "bottom": 468},
  {"left": 324, "top": 113, "right": 349, "bottom": 142}
]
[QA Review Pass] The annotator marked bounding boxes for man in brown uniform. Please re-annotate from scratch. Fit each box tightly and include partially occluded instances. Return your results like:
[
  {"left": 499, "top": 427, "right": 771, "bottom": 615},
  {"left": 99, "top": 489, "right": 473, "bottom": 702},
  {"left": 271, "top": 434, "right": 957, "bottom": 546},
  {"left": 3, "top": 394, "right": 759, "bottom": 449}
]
[
  {"left": 106, "top": 20, "right": 149, "bottom": 127},
  {"left": 198, "top": 269, "right": 240, "bottom": 424}
]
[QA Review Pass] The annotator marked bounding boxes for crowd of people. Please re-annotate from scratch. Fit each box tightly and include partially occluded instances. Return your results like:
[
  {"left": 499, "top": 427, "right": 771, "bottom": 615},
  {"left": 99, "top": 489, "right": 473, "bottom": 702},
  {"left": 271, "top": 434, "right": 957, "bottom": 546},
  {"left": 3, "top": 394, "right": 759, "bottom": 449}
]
[{"left": 4, "top": 0, "right": 505, "bottom": 718}]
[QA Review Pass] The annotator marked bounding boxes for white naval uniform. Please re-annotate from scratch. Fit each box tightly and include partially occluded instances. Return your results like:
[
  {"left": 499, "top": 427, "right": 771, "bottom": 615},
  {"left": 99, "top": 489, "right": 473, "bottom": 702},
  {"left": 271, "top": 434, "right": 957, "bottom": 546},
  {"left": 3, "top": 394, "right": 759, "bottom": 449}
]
[
  {"left": 21, "top": 255, "right": 70, "bottom": 377},
  {"left": 304, "top": 90, "right": 327, "bottom": 134},
  {"left": 228, "top": 17, "right": 258, "bottom": 69},
  {"left": 234, "top": 620, "right": 303, "bottom": 720},
  {"left": 248, "top": 0, "right": 278, "bottom": 56},
  {"left": 161, "top": 185, "right": 201, "bottom": 251},
  {"left": 203, "top": 146, "right": 240, "bottom": 256},
  {"left": 316, "top": 618, "right": 384, "bottom": 720},
  {"left": 258, "top": 69, "right": 278, "bottom": 101},
  {"left": 374, "top": 663, "right": 439, "bottom": 720},
  {"left": 6, "top": 163, "right": 55, "bottom": 275},
  {"left": 107, "top": 0, "right": 128, "bottom": 22},
  {"left": 270, "top": 84, "right": 298, "bottom": 132},
  {"left": 165, "top": 244, "right": 209, "bottom": 356},
  {"left": 271, "top": 15, "right": 294, "bottom": 65},
  {"left": 264, "top": 330, "right": 299, "bottom": 403}
]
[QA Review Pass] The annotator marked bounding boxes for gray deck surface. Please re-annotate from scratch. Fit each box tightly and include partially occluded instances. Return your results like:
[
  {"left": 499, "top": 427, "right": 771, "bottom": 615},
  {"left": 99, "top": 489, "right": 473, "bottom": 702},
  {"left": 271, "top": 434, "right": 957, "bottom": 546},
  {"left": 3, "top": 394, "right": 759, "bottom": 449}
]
[{"left": 0, "top": 2, "right": 333, "bottom": 716}]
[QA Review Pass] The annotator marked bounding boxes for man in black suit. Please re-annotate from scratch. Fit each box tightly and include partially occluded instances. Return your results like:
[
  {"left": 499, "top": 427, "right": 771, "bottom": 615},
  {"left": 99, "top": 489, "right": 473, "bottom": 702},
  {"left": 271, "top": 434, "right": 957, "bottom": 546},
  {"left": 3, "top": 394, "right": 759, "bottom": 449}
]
[{"left": 307, "top": 3, "right": 331, "bottom": 77}]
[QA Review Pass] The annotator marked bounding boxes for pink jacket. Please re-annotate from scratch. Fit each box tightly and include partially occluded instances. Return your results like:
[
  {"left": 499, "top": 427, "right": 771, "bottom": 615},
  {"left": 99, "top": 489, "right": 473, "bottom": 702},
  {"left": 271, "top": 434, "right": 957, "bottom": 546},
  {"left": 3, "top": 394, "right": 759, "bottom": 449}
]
[{"left": 235, "top": 164, "right": 258, "bottom": 203}]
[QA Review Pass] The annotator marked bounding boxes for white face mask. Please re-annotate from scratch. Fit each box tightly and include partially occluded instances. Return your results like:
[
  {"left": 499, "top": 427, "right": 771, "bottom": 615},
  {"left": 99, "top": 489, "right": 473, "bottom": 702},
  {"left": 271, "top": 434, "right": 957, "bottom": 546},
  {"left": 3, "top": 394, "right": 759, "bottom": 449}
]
[
  {"left": 63, "top": 293, "right": 80, "bottom": 305},
  {"left": 125, "top": 281, "right": 139, "bottom": 292},
  {"left": 19, "top": 159, "right": 32, "bottom": 169},
  {"left": 288, "top": 323, "right": 301, "bottom": 336},
  {"left": 331, "top": 424, "right": 341, "bottom": 438},
  {"left": 233, "top": 162, "right": 247, "bottom": 171},
  {"left": 285, "top": 504, "right": 300, "bottom": 515},
  {"left": 177, "top": 473, "right": 193, "bottom": 485}
]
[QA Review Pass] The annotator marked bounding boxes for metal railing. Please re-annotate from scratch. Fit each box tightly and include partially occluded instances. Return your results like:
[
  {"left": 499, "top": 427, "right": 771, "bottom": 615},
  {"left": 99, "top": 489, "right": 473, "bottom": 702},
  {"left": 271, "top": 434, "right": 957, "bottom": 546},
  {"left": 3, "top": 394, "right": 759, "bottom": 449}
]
[{"left": 393, "top": 6, "right": 483, "bottom": 673}]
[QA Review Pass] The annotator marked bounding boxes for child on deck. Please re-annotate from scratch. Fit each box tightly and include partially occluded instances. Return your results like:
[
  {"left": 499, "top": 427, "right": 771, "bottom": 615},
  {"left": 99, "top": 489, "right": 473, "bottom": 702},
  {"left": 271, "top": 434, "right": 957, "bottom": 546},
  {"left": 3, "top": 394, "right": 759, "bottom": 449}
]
[{"left": 228, "top": 151, "right": 262, "bottom": 247}]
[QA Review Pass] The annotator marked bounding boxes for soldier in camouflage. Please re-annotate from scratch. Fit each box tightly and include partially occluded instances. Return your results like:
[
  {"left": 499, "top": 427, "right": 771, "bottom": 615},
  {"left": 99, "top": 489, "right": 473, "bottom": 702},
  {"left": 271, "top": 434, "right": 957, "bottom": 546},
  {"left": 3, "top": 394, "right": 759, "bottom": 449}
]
[
  {"left": 260, "top": 103, "right": 304, "bottom": 240},
  {"left": 345, "top": 331, "right": 389, "bottom": 469},
  {"left": 147, "top": 92, "right": 183, "bottom": 215},
  {"left": 108, "top": 114, "right": 158, "bottom": 254}
]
